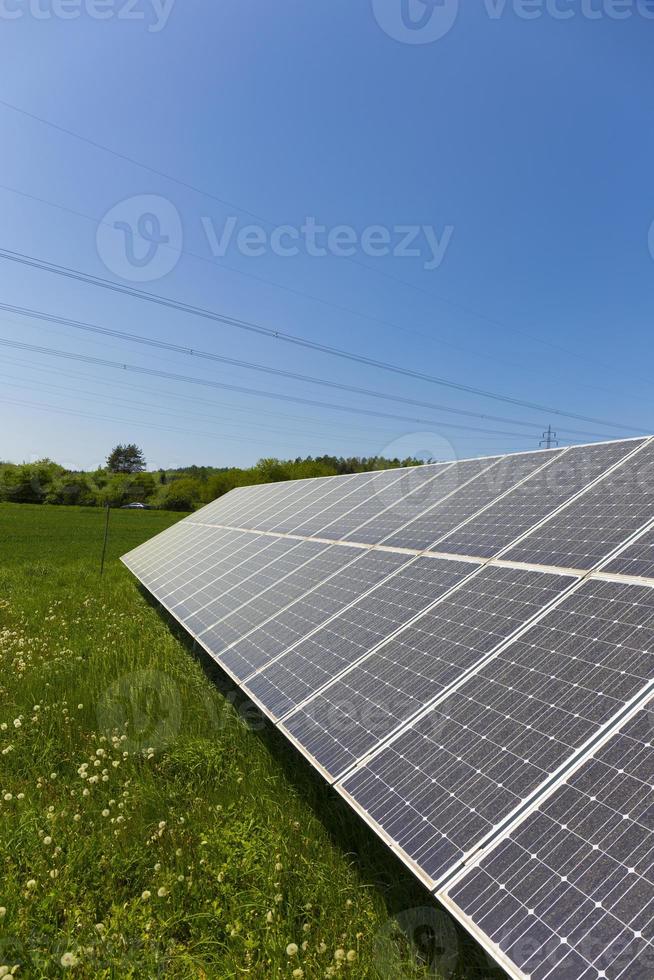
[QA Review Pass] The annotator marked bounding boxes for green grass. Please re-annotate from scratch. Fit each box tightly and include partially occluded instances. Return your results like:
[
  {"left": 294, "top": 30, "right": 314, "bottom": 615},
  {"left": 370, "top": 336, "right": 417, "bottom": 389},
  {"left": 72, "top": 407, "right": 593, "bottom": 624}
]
[{"left": 0, "top": 503, "right": 502, "bottom": 979}]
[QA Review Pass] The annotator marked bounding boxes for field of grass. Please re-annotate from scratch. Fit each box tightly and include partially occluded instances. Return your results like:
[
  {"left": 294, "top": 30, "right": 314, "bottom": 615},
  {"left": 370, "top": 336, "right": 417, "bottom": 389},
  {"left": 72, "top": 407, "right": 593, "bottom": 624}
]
[{"left": 0, "top": 503, "right": 501, "bottom": 979}]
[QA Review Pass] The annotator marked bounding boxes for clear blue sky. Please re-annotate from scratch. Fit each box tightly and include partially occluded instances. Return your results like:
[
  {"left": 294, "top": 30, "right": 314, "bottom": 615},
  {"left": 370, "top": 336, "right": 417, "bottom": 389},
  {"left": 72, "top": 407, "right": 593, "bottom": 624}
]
[{"left": 1, "top": 1, "right": 653, "bottom": 471}]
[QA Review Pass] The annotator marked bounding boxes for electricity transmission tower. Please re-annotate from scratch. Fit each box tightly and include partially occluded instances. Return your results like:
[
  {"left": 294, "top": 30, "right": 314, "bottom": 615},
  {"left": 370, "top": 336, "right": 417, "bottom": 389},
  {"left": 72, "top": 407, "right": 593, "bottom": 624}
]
[{"left": 540, "top": 425, "right": 559, "bottom": 449}]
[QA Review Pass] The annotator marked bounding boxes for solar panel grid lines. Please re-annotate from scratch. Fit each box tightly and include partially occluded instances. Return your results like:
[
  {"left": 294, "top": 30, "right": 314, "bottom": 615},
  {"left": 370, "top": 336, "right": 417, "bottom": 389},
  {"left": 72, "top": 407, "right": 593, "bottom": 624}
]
[
  {"left": 435, "top": 438, "right": 648, "bottom": 563},
  {"left": 262, "top": 471, "right": 383, "bottom": 535},
  {"left": 239, "top": 551, "right": 482, "bottom": 685},
  {"left": 134, "top": 525, "right": 247, "bottom": 585},
  {"left": 281, "top": 564, "right": 580, "bottom": 784},
  {"left": 171, "top": 537, "right": 320, "bottom": 635},
  {"left": 342, "top": 457, "right": 502, "bottom": 548},
  {"left": 181, "top": 535, "right": 336, "bottom": 627},
  {"left": 185, "top": 482, "right": 295, "bottom": 529},
  {"left": 501, "top": 437, "right": 654, "bottom": 572},
  {"left": 316, "top": 462, "right": 455, "bottom": 544},
  {"left": 441, "top": 690, "right": 654, "bottom": 980},
  {"left": 244, "top": 478, "right": 352, "bottom": 535},
  {"left": 597, "top": 516, "right": 654, "bottom": 584},
  {"left": 122, "top": 522, "right": 195, "bottom": 577},
  {"left": 216, "top": 547, "right": 415, "bottom": 682},
  {"left": 158, "top": 533, "right": 295, "bottom": 609},
  {"left": 418, "top": 448, "right": 568, "bottom": 555},
  {"left": 203, "top": 477, "right": 328, "bottom": 531},
  {"left": 375, "top": 450, "right": 563, "bottom": 554},
  {"left": 336, "top": 577, "right": 654, "bottom": 891},
  {"left": 148, "top": 529, "right": 257, "bottom": 601},
  {"left": 181, "top": 520, "right": 375, "bottom": 550},
  {"left": 196, "top": 541, "right": 369, "bottom": 651},
  {"left": 285, "top": 467, "right": 426, "bottom": 539},
  {"left": 331, "top": 564, "right": 584, "bottom": 770},
  {"left": 140, "top": 527, "right": 283, "bottom": 594},
  {"left": 125, "top": 522, "right": 217, "bottom": 584},
  {"left": 240, "top": 554, "right": 481, "bottom": 720},
  {"left": 197, "top": 548, "right": 381, "bottom": 662},
  {"left": 440, "top": 681, "right": 654, "bottom": 896}
]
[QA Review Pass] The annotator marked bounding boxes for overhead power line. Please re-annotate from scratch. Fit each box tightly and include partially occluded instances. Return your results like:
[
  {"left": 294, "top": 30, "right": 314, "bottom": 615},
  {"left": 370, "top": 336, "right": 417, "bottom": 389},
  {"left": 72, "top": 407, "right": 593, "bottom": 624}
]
[
  {"left": 0, "top": 301, "right": 611, "bottom": 440},
  {"left": 0, "top": 336, "right": 572, "bottom": 441},
  {"left": 0, "top": 247, "right": 647, "bottom": 436},
  {"left": 0, "top": 178, "right": 646, "bottom": 411},
  {"left": 2, "top": 96, "right": 650, "bottom": 397}
]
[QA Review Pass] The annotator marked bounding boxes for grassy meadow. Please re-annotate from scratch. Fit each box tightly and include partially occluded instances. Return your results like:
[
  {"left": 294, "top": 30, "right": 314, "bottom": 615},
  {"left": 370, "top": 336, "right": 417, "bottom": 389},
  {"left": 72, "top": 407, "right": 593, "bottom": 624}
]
[{"left": 0, "top": 503, "right": 501, "bottom": 979}]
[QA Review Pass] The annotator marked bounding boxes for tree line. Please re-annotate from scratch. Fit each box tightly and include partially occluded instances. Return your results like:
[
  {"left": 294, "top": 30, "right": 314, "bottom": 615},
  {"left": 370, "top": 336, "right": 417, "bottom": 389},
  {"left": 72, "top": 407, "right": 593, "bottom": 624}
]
[{"left": 0, "top": 444, "right": 425, "bottom": 512}]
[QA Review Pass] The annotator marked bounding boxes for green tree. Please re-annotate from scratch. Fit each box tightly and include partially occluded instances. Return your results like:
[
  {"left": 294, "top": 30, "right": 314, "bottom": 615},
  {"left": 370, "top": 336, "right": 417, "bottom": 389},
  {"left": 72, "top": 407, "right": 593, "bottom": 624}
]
[
  {"left": 106, "top": 444, "right": 146, "bottom": 474},
  {"left": 45, "top": 473, "right": 100, "bottom": 507},
  {"left": 101, "top": 472, "right": 156, "bottom": 507},
  {"left": 158, "top": 477, "right": 202, "bottom": 512},
  {"left": 0, "top": 460, "right": 64, "bottom": 504}
]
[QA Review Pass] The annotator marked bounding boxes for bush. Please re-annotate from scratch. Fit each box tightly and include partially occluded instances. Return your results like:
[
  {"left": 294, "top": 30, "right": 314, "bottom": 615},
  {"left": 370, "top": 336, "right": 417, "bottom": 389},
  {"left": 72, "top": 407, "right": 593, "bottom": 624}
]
[
  {"left": 101, "top": 472, "right": 157, "bottom": 507},
  {"left": 158, "top": 477, "right": 202, "bottom": 511},
  {"left": 45, "top": 473, "right": 101, "bottom": 507},
  {"left": 0, "top": 460, "right": 65, "bottom": 503}
]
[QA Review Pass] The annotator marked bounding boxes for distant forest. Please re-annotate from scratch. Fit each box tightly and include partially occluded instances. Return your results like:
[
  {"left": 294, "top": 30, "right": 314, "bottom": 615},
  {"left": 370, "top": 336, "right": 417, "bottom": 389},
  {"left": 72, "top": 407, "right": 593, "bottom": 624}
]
[{"left": 0, "top": 454, "right": 425, "bottom": 512}]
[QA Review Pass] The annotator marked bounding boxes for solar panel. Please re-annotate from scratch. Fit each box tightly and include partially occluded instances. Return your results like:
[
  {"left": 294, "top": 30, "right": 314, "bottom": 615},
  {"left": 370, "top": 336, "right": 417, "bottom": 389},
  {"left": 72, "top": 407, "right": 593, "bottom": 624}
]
[
  {"left": 121, "top": 435, "right": 654, "bottom": 980},
  {"left": 338, "top": 578, "right": 654, "bottom": 889},
  {"left": 257, "top": 474, "right": 361, "bottom": 533},
  {"left": 159, "top": 532, "right": 282, "bottom": 608},
  {"left": 176, "top": 537, "right": 320, "bottom": 635},
  {"left": 282, "top": 565, "right": 575, "bottom": 781},
  {"left": 340, "top": 457, "right": 498, "bottom": 546},
  {"left": 220, "top": 548, "right": 412, "bottom": 682},
  {"left": 317, "top": 462, "right": 453, "bottom": 543},
  {"left": 286, "top": 468, "right": 416, "bottom": 538},
  {"left": 197, "top": 542, "right": 363, "bottom": 656},
  {"left": 504, "top": 440, "right": 654, "bottom": 571},
  {"left": 378, "top": 449, "right": 561, "bottom": 552},
  {"left": 189, "top": 480, "right": 303, "bottom": 529},
  {"left": 444, "top": 695, "right": 654, "bottom": 980},
  {"left": 603, "top": 522, "right": 654, "bottom": 581},
  {"left": 245, "top": 554, "right": 478, "bottom": 721},
  {"left": 123, "top": 518, "right": 203, "bottom": 577},
  {"left": 148, "top": 528, "right": 253, "bottom": 600},
  {"left": 436, "top": 439, "right": 644, "bottom": 560}
]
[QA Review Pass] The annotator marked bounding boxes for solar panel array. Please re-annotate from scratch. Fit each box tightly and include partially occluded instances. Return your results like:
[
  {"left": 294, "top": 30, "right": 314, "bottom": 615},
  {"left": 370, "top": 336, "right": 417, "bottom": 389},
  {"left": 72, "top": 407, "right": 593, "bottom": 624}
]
[{"left": 123, "top": 436, "right": 654, "bottom": 980}]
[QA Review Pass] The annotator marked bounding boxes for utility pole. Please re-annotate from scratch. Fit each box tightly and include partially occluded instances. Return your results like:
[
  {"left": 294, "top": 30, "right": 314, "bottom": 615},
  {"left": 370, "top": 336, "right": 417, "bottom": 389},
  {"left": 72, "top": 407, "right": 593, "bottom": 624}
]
[{"left": 540, "top": 425, "right": 558, "bottom": 450}]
